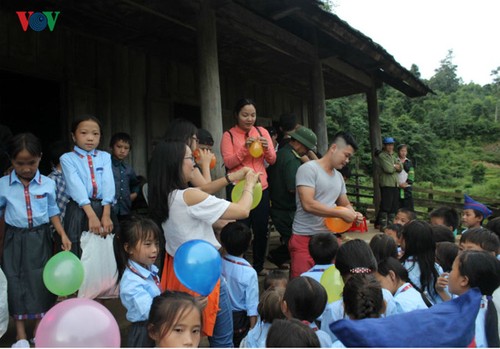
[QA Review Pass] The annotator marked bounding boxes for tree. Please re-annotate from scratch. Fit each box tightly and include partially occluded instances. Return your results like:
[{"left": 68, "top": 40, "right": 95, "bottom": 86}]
[{"left": 429, "top": 50, "right": 461, "bottom": 93}]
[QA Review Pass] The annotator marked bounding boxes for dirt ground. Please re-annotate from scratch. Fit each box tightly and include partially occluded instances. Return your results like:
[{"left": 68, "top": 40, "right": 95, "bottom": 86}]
[{"left": 0, "top": 226, "right": 378, "bottom": 347}]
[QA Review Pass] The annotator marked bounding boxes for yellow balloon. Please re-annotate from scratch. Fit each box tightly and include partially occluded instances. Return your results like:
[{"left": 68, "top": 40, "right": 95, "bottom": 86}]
[
  {"left": 320, "top": 265, "right": 344, "bottom": 303},
  {"left": 231, "top": 180, "right": 263, "bottom": 210},
  {"left": 249, "top": 141, "right": 263, "bottom": 158}
]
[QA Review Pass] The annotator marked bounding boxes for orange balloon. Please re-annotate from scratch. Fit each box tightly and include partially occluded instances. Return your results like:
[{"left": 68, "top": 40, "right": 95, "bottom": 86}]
[
  {"left": 324, "top": 207, "right": 353, "bottom": 233},
  {"left": 194, "top": 149, "right": 216, "bottom": 170},
  {"left": 210, "top": 155, "right": 216, "bottom": 170},
  {"left": 249, "top": 141, "right": 263, "bottom": 158}
]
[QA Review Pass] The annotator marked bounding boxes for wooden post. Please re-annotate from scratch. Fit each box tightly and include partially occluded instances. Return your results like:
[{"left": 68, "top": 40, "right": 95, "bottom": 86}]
[
  {"left": 366, "top": 86, "right": 382, "bottom": 220},
  {"left": 311, "top": 57, "right": 328, "bottom": 155},
  {"left": 197, "top": 0, "right": 225, "bottom": 195}
]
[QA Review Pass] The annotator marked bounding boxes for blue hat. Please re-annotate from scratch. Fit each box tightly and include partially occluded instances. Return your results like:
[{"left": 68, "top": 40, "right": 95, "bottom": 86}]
[
  {"left": 330, "top": 288, "right": 481, "bottom": 347},
  {"left": 464, "top": 194, "right": 492, "bottom": 218},
  {"left": 382, "top": 137, "right": 395, "bottom": 144}
]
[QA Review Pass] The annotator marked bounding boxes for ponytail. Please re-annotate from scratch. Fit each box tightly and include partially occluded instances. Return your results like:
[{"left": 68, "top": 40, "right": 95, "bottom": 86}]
[{"left": 485, "top": 296, "right": 500, "bottom": 348}]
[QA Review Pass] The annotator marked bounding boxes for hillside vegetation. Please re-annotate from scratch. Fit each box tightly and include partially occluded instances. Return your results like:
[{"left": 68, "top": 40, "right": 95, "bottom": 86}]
[{"left": 326, "top": 50, "right": 500, "bottom": 200}]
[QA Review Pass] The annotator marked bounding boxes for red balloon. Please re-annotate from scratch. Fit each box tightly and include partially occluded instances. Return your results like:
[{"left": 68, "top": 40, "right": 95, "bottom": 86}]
[{"left": 324, "top": 206, "right": 353, "bottom": 233}]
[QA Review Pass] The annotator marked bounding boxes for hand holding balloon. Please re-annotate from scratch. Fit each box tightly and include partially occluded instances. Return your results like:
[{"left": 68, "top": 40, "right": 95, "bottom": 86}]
[
  {"left": 231, "top": 166, "right": 252, "bottom": 182},
  {"left": 249, "top": 141, "right": 263, "bottom": 158},
  {"left": 194, "top": 148, "right": 216, "bottom": 170},
  {"left": 324, "top": 206, "right": 354, "bottom": 233}
]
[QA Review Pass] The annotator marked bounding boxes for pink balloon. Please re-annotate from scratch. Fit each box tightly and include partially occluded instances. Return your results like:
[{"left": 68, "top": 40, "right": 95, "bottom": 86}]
[{"left": 36, "top": 298, "right": 120, "bottom": 347}]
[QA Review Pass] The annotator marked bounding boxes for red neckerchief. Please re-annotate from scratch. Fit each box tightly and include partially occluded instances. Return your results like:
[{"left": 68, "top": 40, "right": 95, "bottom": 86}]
[{"left": 127, "top": 263, "right": 161, "bottom": 291}]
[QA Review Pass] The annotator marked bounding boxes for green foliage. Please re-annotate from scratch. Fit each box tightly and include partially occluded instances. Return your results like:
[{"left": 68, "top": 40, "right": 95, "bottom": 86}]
[
  {"left": 471, "top": 163, "right": 486, "bottom": 184},
  {"left": 324, "top": 52, "right": 500, "bottom": 199}
]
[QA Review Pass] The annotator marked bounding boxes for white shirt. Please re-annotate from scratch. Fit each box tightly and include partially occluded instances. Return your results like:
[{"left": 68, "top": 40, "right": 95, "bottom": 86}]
[{"left": 162, "top": 188, "right": 230, "bottom": 256}]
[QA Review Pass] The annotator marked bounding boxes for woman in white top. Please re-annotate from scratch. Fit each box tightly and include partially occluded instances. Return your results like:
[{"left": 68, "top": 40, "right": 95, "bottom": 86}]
[{"left": 148, "top": 141, "right": 260, "bottom": 347}]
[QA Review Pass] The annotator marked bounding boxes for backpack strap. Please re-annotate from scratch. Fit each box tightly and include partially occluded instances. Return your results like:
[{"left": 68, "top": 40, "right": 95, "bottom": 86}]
[{"left": 407, "top": 279, "right": 433, "bottom": 308}]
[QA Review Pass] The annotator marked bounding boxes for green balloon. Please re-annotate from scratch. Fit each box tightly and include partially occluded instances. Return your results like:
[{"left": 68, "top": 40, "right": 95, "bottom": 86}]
[{"left": 43, "top": 251, "right": 84, "bottom": 296}]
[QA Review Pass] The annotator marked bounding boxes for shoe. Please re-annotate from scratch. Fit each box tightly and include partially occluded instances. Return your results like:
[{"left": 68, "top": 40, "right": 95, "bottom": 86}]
[
  {"left": 257, "top": 269, "right": 270, "bottom": 276},
  {"left": 12, "top": 339, "right": 30, "bottom": 348},
  {"left": 29, "top": 338, "right": 35, "bottom": 346}
]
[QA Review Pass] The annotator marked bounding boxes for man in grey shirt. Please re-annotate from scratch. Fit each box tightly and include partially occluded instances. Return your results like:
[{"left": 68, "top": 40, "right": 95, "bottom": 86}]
[{"left": 290, "top": 131, "right": 364, "bottom": 278}]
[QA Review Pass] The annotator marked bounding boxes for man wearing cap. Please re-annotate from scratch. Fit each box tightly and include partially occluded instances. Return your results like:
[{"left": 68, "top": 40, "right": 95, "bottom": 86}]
[
  {"left": 462, "top": 194, "right": 492, "bottom": 232},
  {"left": 375, "top": 137, "right": 402, "bottom": 230},
  {"left": 267, "top": 126, "right": 318, "bottom": 269},
  {"left": 290, "top": 131, "right": 364, "bottom": 278}
]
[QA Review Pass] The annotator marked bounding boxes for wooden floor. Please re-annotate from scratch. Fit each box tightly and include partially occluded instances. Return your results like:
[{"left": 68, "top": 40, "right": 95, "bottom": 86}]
[{"left": 0, "top": 225, "right": 380, "bottom": 347}]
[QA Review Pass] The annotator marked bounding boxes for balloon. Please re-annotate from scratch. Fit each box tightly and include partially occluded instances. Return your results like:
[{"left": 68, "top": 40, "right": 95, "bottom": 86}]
[
  {"left": 36, "top": 298, "right": 120, "bottom": 347},
  {"left": 43, "top": 251, "right": 84, "bottom": 296},
  {"left": 320, "top": 265, "right": 344, "bottom": 303},
  {"left": 324, "top": 207, "right": 353, "bottom": 233},
  {"left": 231, "top": 180, "right": 263, "bottom": 210},
  {"left": 174, "top": 240, "right": 221, "bottom": 296},
  {"left": 193, "top": 149, "right": 217, "bottom": 170},
  {"left": 249, "top": 141, "right": 263, "bottom": 158}
]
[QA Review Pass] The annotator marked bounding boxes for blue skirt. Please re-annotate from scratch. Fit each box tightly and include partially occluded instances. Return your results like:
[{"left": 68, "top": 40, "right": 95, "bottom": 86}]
[{"left": 1, "top": 223, "right": 56, "bottom": 319}]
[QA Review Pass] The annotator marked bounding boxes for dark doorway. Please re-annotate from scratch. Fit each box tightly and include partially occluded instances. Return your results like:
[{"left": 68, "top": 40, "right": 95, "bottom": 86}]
[
  {"left": 173, "top": 103, "right": 201, "bottom": 128},
  {"left": 0, "top": 71, "right": 63, "bottom": 174}
]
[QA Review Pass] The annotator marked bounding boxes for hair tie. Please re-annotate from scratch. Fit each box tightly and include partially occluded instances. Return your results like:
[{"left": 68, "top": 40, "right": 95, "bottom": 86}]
[{"left": 350, "top": 267, "right": 372, "bottom": 274}]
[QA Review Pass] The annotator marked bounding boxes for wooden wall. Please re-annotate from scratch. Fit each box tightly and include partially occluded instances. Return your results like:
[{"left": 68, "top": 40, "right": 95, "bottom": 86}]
[{"left": 0, "top": 9, "right": 310, "bottom": 178}]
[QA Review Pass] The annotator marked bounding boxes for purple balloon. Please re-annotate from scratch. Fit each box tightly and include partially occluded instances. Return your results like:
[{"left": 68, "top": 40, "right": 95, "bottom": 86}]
[{"left": 36, "top": 298, "right": 120, "bottom": 347}]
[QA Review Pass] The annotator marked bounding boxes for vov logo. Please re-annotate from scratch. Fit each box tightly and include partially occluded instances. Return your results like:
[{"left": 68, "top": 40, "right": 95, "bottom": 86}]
[{"left": 16, "top": 12, "right": 60, "bottom": 32}]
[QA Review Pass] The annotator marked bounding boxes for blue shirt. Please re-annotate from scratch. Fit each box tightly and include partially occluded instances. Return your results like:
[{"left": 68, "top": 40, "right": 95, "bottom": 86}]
[
  {"left": 119, "top": 260, "right": 161, "bottom": 322},
  {"left": 308, "top": 322, "right": 332, "bottom": 348},
  {"left": 403, "top": 257, "right": 448, "bottom": 305},
  {"left": 111, "top": 157, "right": 140, "bottom": 216},
  {"left": 301, "top": 263, "right": 334, "bottom": 283},
  {"left": 321, "top": 288, "right": 397, "bottom": 341},
  {"left": 241, "top": 319, "right": 271, "bottom": 348},
  {"left": 48, "top": 167, "right": 70, "bottom": 222},
  {"left": 0, "top": 170, "right": 59, "bottom": 228},
  {"left": 394, "top": 282, "right": 428, "bottom": 313},
  {"left": 60, "top": 146, "right": 115, "bottom": 206},
  {"left": 221, "top": 254, "right": 259, "bottom": 316}
]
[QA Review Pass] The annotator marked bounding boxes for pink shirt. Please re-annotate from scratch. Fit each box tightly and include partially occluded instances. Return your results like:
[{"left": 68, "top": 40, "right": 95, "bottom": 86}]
[{"left": 221, "top": 125, "right": 276, "bottom": 190}]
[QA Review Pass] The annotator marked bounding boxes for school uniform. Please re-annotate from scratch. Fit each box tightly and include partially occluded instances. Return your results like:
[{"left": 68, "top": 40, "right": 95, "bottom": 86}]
[
  {"left": 221, "top": 254, "right": 259, "bottom": 347},
  {"left": 301, "top": 263, "right": 334, "bottom": 283},
  {"left": 394, "top": 282, "right": 428, "bottom": 313},
  {"left": 321, "top": 288, "right": 398, "bottom": 341},
  {"left": 111, "top": 157, "right": 140, "bottom": 220},
  {"left": 240, "top": 319, "right": 270, "bottom": 348},
  {"left": 60, "top": 146, "right": 116, "bottom": 256},
  {"left": 305, "top": 320, "right": 332, "bottom": 348},
  {"left": 120, "top": 260, "right": 161, "bottom": 348},
  {"left": 403, "top": 257, "right": 448, "bottom": 305},
  {"left": 0, "top": 170, "right": 59, "bottom": 319},
  {"left": 474, "top": 296, "right": 488, "bottom": 348}
]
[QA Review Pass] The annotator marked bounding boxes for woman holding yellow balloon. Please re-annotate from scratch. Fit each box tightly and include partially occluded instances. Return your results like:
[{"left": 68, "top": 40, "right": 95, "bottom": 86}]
[{"left": 221, "top": 98, "right": 276, "bottom": 276}]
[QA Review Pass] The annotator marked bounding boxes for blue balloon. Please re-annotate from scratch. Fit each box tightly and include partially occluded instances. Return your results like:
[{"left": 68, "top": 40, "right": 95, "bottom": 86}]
[{"left": 174, "top": 240, "right": 221, "bottom": 296}]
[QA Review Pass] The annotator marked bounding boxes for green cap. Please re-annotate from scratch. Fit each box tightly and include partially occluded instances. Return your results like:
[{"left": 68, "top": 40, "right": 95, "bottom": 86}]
[{"left": 289, "top": 126, "right": 317, "bottom": 150}]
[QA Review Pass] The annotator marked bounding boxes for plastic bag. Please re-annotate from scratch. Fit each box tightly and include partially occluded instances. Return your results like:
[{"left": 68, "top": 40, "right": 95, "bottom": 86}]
[
  {"left": 0, "top": 267, "right": 8, "bottom": 338},
  {"left": 78, "top": 231, "right": 119, "bottom": 299}
]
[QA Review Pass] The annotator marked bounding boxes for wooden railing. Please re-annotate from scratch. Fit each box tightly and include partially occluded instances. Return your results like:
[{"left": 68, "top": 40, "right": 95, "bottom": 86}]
[{"left": 346, "top": 175, "right": 500, "bottom": 220}]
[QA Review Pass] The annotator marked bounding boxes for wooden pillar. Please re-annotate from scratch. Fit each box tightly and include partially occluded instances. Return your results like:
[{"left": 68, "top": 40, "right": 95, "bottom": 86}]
[
  {"left": 367, "top": 86, "right": 382, "bottom": 219},
  {"left": 197, "top": 0, "right": 225, "bottom": 193},
  {"left": 311, "top": 57, "right": 328, "bottom": 154}
]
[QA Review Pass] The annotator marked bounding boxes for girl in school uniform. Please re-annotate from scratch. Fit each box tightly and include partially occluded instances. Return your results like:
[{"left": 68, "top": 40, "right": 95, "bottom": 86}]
[
  {"left": 399, "top": 220, "right": 449, "bottom": 305},
  {"left": 115, "top": 216, "right": 162, "bottom": 347},
  {"left": 60, "top": 116, "right": 116, "bottom": 256},
  {"left": 0, "top": 133, "right": 71, "bottom": 347},
  {"left": 448, "top": 250, "right": 500, "bottom": 347},
  {"left": 376, "top": 257, "right": 429, "bottom": 313}
]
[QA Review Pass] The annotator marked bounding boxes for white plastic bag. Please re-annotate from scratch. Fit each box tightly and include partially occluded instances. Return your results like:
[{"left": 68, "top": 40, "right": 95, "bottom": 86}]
[
  {"left": 78, "top": 231, "right": 119, "bottom": 299},
  {"left": 0, "top": 267, "right": 8, "bottom": 339}
]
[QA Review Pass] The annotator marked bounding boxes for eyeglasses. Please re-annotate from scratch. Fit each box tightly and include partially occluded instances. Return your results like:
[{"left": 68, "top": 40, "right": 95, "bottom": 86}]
[
  {"left": 184, "top": 156, "right": 195, "bottom": 163},
  {"left": 191, "top": 136, "right": 199, "bottom": 143}
]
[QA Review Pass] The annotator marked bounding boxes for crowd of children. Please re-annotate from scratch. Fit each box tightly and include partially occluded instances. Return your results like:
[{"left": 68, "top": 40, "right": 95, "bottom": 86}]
[{"left": 1, "top": 111, "right": 500, "bottom": 348}]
